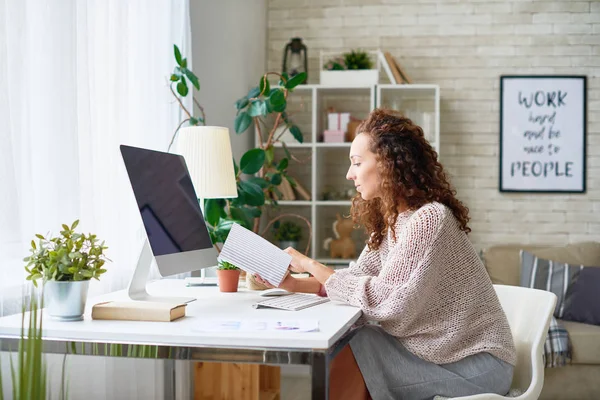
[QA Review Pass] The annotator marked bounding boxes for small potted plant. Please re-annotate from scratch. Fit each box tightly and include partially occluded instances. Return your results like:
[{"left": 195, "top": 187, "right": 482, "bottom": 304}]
[
  {"left": 216, "top": 260, "right": 241, "bottom": 293},
  {"left": 320, "top": 49, "right": 379, "bottom": 86},
  {"left": 24, "top": 219, "right": 109, "bottom": 321},
  {"left": 273, "top": 220, "right": 303, "bottom": 250}
]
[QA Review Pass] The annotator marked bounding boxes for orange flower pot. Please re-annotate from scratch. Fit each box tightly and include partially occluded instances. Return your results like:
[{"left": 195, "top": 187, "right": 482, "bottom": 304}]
[{"left": 217, "top": 269, "right": 241, "bottom": 292}]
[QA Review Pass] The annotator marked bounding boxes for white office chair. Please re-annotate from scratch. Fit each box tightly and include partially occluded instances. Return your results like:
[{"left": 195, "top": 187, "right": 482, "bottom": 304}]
[{"left": 451, "top": 285, "right": 557, "bottom": 400}]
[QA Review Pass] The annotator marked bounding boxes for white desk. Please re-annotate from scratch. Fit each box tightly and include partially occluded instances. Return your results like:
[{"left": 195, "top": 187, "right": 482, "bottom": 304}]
[{"left": 0, "top": 279, "right": 362, "bottom": 399}]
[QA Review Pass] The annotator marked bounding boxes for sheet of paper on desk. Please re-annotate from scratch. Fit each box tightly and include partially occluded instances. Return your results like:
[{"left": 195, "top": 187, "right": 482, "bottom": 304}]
[
  {"left": 192, "top": 319, "right": 319, "bottom": 333},
  {"left": 218, "top": 223, "right": 292, "bottom": 286}
]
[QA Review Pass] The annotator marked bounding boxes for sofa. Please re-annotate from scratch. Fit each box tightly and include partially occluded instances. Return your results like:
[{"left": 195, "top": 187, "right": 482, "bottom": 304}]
[{"left": 481, "top": 242, "right": 600, "bottom": 400}]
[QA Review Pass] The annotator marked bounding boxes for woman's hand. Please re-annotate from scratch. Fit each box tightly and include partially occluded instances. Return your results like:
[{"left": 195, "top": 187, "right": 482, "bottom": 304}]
[
  {"left": 283, "top": 247, "right": 316, "bottom": 274},
  {"left": 254, "top": 273, "right": 297, "bottom": 292}
]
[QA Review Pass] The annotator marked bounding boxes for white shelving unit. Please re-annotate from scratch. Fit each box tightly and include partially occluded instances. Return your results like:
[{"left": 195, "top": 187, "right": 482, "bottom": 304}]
[{"left": 260, "top": 84, "right": 440, "bottom": 267}]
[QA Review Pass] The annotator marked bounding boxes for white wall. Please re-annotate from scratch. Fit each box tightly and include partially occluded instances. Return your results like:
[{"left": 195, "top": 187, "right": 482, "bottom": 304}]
[
  {"left": 190, "top": 0, "right": 267, "bottom": 162},
  {"left": 267, "top": 0, "right": 600, "bottom": 250}
]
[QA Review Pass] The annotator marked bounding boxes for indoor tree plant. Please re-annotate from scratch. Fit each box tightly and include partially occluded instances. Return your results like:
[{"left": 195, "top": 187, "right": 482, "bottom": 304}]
[
  {"left": 24, "top": 220, "right": 109, "bottom": 321},
  {"left": 273, "top": 220, "right": 303, "bottom": 250},
  {"left": 166, "top": 45, "right": 312, "bottom": 255},
  {"left": 216, "top": 260, "right": 240, "bottom": 293}
]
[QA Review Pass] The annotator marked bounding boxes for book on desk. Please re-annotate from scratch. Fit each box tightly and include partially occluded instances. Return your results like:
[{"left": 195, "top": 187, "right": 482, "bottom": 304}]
[{"left": 91, "top": 301, "right": 186, "bottom": 322}]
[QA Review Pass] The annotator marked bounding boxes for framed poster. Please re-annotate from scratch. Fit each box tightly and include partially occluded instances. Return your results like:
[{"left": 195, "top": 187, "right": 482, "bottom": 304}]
[{"left": 499, "top": 75, "right": 587, "bottom": 193}]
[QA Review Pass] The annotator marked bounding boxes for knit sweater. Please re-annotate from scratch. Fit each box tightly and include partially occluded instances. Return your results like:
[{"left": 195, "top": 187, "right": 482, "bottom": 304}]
[{"left": 324, "top": 202, "right": 516, "bottom": 366}]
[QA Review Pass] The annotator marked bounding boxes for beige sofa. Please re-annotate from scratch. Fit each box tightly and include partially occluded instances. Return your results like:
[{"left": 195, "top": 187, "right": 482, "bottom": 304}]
[{"left": 481, "top": 242, "right": 600, "bottom": 400}]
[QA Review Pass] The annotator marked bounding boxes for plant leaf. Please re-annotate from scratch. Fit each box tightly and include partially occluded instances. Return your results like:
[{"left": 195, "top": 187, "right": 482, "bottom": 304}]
[
  {"left": 284, "top": 72, "right": 306, "bottom": 89},
  {"left": 247, "top": 86, "right": 260, "bottom": 99},
  {"left": 181, "top": 58, "right": 187, "bottom": 69},
  {"left": 259, "top": 76, "right": 270, "bottom": 96},
  {"left": 265, "top": 146, "right": 275, "bottom": 165},
  {"left": 269, "top": 90, "right": 285, "bottom": 106},
  {"left": 289, "top": 125, "right": 303, "bottom": 143},
  {"left": 183, "top": 68, "right": 200, "bottom": 90},
  {"left": 277, "top": 158, "right": 289, "bottom": 171},
  {"left": 235, "top": 97, "right": 249, "bottom": 110},
  {"left": 240, "top": 148, "right": 266, "bottom": 174},
  {"left": 278, "top": 72, "right": 289, "bottom": 87},
  {"left": 170, "top": 74, "right": 179, "bottom": 82},
  {"left": 234, "top": 112, "right": 252, "bottom": 134},
  {"left": 248, "top": 100, "right": 267, "bottom": 117},
  {"left": 177, "top": 79, "right": 189, "bottom": 97},
  {"left": 174, "top": 44, "right": 183, "bottom": 66},
  {"left": 270, "top": 173, "right": 282, "bottom": 186},
  {"left": 204, "top": 198, "right": 226, "bottom": 226},
  {"left": 247, "top": 176, "right": 269, "bottom": 189},
  {"left": 229, "top": 207, "right": 253, "bottom": 229},
  {"left": 71, "top": 220, "right": 79, "bottom": 230},
  {"left": 238, "top": 181, "right": 265, "bottom": 206}
]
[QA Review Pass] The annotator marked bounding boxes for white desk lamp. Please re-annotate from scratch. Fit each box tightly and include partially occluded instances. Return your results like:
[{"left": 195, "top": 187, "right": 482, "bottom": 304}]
[{"left": 176, "top": 126, "right": 238, "bottom": 215}]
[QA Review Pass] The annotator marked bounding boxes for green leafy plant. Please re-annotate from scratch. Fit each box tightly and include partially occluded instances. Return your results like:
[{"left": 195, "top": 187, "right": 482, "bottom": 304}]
[
  {"left": 344, "top": 49, "right": 373, "bottom": 70},
  {"left": 324, "top": 50, "right": 373, "bottom": 71},
  {"left": 24, "top": 220, "right": 110, "bottom": 287},
  {"left": 273, "top": 220, "right": 303, "bottom": 242},
  {"left": 217, "top": 260, "right": 239, "bottom": 271},
  {"left": 167, "top": 44, "right": 205, "bottom": 152}
]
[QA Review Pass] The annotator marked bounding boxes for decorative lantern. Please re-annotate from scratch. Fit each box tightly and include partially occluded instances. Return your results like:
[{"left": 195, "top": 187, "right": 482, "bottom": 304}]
[{"left": 282, "top": 37, "right": 307, "bottom": 83}]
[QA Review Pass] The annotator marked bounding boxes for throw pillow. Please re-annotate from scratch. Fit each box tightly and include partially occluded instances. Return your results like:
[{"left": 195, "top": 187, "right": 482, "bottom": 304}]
[
  {"left": 562, "top": 267, "right": 600, "bottom": 326},
  {"left": 519, "top": 250, "right": 583, "bottom": 318}
]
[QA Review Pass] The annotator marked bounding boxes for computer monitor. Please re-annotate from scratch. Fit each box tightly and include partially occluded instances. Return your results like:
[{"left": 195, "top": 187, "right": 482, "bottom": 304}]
[{"left": 120, "top": 144, "right": 219, "bottom": 303}]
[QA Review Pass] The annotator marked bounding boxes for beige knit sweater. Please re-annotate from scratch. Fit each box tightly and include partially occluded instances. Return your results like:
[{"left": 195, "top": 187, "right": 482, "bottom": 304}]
[{"left": 324, "top": 202, "right": 516, "bottom": 366}]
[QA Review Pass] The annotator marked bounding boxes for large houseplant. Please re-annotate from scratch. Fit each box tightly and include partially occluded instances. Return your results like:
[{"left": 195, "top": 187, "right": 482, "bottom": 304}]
[
  {"left": 24, "top": 220, "right": 109, "bottom": 321},
  {"left": 167, "top": 45, "right": 312, "bottom": 254}
]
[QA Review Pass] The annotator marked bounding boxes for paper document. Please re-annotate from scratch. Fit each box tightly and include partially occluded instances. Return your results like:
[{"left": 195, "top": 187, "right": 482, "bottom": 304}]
[
  {"left": 218, "top": 223, "right": 292, "bottom": 286},
  {"left": 192, "top": 319, "right": 319, "bottom": 333}
]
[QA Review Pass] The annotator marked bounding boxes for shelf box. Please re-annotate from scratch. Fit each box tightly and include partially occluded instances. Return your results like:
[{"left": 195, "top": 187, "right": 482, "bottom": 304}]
[{"left": 320, "top": 70, "right": 379, "bottom": 86}]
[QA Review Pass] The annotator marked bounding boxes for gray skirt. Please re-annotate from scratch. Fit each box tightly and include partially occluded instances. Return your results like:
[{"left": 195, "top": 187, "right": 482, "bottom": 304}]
[{"left": 347, "top": 325, "right": 514, "bottom": 400}]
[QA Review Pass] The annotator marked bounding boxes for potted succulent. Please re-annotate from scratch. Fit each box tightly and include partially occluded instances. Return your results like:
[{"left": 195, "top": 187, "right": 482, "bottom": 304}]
[
  {"left": 24, "top": 219, "right": 109, "bottom": 321},
  {"left": 216, "top": 260, "right": 241, "bottom": 293},
  {"left": 273, "top": 220, "right": 303, "bottom": 250},
  {"left": 320, "top": 49, "right": 379, "bottom": 86}
]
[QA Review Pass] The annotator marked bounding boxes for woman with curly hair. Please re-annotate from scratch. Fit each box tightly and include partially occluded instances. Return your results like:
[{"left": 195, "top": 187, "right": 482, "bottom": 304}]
[{"left": 255, "top": 109, "right": 515, "bottom": 400}]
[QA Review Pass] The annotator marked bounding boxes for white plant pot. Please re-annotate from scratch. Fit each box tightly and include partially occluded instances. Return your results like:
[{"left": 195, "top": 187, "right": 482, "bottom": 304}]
[
  {"left": 44, "top": 280, "right": 90, "bottom": 321},
  {"left": 320, "top": 69, "right": 379, "bottom": 86}
]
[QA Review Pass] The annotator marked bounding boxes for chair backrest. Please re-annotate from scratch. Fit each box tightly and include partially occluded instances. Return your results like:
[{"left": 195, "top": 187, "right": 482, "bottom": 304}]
[{"left": 493, "top": 285, "right": 557, "bottom": 399}]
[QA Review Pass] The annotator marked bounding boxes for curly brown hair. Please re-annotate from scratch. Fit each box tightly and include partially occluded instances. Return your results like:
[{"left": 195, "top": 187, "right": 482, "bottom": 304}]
[{"left": 350, "top": 108, "right": 470, "bottom": 251}]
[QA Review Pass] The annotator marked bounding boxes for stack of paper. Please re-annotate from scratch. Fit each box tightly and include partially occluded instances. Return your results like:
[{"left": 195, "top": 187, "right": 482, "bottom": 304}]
[{"left": 218, "top": 223, "right": 292, "bottom": 286}]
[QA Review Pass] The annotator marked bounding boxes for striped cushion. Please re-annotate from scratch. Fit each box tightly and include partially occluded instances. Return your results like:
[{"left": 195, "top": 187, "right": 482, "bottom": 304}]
[{"left": 519, "top": 250, "right": 583, "bottom": 318}]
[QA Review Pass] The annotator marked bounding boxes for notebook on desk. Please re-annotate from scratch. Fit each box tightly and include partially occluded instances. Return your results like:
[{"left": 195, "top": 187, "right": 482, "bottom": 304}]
[
  {"left": 91, "top": 301, "right": 186, "bottom": 322},
  {"left": 218, "top": 223, "right": 292, "bottom": 286}
]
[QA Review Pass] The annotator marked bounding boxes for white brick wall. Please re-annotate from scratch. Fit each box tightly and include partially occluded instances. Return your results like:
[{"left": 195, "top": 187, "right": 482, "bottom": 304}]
[{"left": 267, "top": 0, "right": 600, "bottom": 250}]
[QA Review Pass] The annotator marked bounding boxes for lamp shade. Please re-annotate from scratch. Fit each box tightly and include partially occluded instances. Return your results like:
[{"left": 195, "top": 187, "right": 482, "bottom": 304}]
[{"left": 176, "top": 126, "right": 237, "bottom": 199}]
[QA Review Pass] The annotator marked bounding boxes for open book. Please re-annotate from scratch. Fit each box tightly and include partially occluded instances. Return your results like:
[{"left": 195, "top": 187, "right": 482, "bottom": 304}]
[{"left": 218, "top": 223, "right": 292, "bottom": 286}]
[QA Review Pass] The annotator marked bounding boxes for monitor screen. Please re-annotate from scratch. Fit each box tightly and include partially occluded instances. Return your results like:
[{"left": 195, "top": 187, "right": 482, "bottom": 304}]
[{"left": 120, "top": 145, "right": 214, "bottom": 257}]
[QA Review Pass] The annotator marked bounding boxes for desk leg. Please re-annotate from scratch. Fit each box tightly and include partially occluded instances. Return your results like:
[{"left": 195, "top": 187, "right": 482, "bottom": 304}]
[
  {"left": 164, "top": 359, "right": 176, "bottom": 400},
  {"left": 311, "top": 352, "right": 329, "bottom": 400}
]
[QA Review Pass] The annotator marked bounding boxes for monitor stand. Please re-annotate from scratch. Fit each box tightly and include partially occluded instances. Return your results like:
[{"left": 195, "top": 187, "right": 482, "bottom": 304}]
[{"left": 128, "top": 240, "right": 196, "bottom": 304}]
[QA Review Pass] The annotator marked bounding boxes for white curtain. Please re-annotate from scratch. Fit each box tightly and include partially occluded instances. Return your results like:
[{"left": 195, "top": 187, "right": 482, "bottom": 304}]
[{"left": 0, "top": 0, "right": 192, "bottom": 397}]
